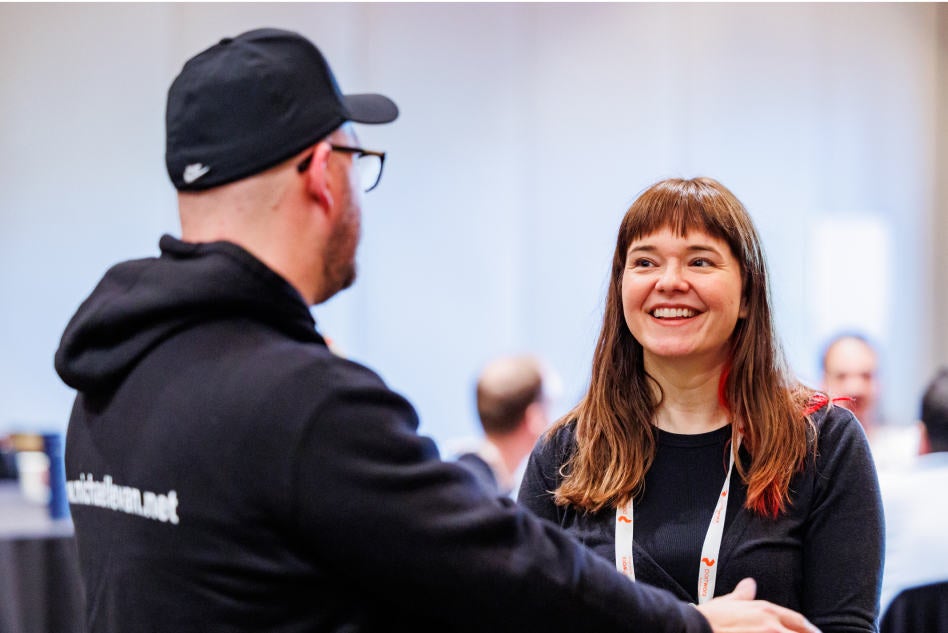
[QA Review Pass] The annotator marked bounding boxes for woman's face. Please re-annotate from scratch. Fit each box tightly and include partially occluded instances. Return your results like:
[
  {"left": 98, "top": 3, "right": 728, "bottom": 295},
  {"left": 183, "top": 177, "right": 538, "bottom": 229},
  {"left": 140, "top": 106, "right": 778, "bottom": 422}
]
[{"left": 621, "top": 226, "right": 746, "bottom": 367}]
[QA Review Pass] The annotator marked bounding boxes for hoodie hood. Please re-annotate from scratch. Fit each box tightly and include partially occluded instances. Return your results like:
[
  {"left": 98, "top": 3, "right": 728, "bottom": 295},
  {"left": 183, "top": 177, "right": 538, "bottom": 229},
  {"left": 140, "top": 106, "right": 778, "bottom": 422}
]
[{"left": 55, "top": 235, "right": 323, "bottom": 393}]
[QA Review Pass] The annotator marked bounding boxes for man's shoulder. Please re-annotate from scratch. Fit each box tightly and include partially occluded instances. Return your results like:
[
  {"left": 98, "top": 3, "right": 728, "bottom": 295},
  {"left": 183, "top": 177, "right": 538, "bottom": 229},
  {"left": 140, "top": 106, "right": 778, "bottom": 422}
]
[
  {"left": 197, "top": 319, "right": 385, "bottom": 384},
  {"left": 871, "top": 424, "right": 922, "bottom": 473},
  {"left": 167, "top": 321, "right": 402, "bottom": 417},
  {"left": 455, "top": 452, "right": 499, "bottom": 492},
  {"left": 247, "top": 336, "right": 393, "bottom": 399},
  {"left": 879, "top": 450, "right": 948, "bottom": 492}
]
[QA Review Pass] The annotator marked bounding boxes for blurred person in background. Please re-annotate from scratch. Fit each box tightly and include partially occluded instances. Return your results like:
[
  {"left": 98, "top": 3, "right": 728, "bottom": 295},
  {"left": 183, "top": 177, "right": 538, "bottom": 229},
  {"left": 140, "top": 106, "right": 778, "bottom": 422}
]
[
  {"left": 820, "top": 332, "right": 919, "bottom": 470},
  {"left": 455, "top": 354, "right": 550, "bottom": 497},
  {"left": 820, "top": 332, "right": 882, "bottom": 430},
  {"left": 0, "top": 435, "right": 17, "bottom": 480},
  {"left": 519, "top": 177, "right": 883, "bottom": 632},
  {"left": 52, "top": 28, "right": 819, "bottom": 633},
  {"left": 878, "top": 366, "right": 948, "bottom": 616}
]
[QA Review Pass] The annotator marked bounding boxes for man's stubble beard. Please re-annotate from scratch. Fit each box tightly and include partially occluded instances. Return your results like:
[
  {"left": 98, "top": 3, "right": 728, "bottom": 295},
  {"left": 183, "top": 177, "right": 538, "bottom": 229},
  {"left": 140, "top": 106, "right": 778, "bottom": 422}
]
[{"left": 323, "top": 203, "right": 361, "bottom": 298}]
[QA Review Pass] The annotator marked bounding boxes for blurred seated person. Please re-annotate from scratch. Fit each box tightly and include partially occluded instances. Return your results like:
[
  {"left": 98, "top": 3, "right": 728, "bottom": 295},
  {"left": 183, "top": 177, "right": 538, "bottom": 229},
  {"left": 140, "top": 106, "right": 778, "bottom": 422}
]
[
  {"left": 820, "top": 331, "right": 918, "bottom": 470},
  {"left": 0, "top": 435, "right": 17, "bottom": 480},
  {"left": 878, "top": 366, "right": 948, "bottom": 616},
  {"left": 456, "top": 355, "right": 550, "bottom": 496}
]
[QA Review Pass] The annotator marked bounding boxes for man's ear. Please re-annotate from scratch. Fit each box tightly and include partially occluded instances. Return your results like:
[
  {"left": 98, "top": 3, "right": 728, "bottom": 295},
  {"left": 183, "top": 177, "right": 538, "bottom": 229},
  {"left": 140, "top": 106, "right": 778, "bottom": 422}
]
[
  {"left": 523, "top": 401, "right": 549, "bottom": 439},
  {"left": 303, "top": 142, "right": 334, "bottom": 211},
  {"left": 918, "top": 421, "right": 930, "bottom": 456}
]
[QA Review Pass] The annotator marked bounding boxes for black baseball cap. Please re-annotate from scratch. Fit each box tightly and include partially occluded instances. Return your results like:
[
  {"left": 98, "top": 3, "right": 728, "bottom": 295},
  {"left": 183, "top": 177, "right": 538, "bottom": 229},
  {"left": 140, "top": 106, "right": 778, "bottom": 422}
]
[{"left": 165, "top": 27, "right": 398, "bottom": 191}]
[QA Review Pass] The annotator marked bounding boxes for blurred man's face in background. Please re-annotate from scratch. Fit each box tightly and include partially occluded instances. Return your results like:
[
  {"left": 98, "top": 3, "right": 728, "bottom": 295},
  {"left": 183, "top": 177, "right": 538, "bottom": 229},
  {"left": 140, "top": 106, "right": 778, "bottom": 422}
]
[{"left": 822, "top": 336, "right": 880, "bottom": 430}]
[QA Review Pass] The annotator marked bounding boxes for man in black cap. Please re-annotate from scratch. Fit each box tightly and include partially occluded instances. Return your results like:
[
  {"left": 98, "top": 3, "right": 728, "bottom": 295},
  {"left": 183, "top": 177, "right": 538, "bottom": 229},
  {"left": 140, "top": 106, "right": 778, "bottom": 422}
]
[{"left": 54, "top": 28, "right": 819, "bottom": 633}]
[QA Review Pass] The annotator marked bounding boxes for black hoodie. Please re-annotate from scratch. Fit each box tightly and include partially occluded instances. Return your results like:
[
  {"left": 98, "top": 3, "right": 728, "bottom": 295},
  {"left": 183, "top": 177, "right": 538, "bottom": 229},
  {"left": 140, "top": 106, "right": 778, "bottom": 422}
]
[{"left": 55, "top": 235, "right": 710, "bottom": 633}]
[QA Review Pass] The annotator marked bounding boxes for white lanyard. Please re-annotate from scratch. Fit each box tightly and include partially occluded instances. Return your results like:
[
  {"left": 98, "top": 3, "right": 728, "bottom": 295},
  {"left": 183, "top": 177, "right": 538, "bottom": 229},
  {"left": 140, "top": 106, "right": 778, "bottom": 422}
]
[{"left": 615, "top": 434, "right": 741, "bottom": 604}]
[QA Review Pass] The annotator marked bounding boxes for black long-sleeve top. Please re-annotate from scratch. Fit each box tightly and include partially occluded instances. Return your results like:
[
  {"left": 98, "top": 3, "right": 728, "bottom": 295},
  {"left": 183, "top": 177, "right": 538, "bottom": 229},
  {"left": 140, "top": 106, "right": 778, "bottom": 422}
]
[{"left": 518, "top": 405, "right": 883, "bottom": 632}]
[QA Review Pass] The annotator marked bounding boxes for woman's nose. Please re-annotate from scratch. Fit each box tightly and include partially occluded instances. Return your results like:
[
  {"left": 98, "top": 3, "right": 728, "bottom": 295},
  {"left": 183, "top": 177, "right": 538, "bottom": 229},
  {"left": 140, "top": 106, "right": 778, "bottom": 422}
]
[{"left": 656, "top": 264, "right": 688, "bottom": 292}]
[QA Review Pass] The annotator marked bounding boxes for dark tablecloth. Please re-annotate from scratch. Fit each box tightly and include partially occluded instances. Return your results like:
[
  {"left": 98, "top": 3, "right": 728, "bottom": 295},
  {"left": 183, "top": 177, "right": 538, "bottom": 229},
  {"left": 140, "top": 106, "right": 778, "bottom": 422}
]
[{"left": 0, "top": 482, "right": 85, "bottom": 633}]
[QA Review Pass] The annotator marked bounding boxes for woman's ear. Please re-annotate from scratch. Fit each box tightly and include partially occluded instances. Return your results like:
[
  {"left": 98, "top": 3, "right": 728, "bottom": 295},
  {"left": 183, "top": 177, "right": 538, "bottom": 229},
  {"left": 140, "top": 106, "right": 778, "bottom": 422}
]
[{"left": 303, "top": 142, "right": 334, "bottom": 210}]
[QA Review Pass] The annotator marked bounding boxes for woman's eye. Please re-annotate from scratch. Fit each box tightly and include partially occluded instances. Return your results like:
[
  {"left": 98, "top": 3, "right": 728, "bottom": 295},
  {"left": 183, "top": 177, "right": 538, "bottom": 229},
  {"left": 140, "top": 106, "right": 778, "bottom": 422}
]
[
  {"left": 631, "top": 258, "right": 655, "bottom": 268},
  {"left": 691, "top": 258, "right": 712, "bottom": 267}
]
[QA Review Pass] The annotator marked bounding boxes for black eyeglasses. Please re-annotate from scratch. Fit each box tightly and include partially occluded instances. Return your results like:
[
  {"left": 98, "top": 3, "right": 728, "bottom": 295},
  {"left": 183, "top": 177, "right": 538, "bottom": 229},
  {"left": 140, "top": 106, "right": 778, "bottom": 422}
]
[{"left": 296, "top": 144, "right": 387, "bottom": 193}]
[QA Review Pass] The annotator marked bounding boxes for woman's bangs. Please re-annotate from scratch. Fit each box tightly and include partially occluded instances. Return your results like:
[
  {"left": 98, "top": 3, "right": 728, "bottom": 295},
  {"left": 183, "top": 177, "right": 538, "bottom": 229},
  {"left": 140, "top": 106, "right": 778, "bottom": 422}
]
[{"left": 625, "top": 190, "right": 730, "bottom": 244}]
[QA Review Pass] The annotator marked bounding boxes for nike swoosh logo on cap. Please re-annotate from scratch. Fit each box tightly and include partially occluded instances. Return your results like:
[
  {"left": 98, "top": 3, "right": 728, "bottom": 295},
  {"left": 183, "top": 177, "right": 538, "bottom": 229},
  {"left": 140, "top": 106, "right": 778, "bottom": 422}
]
[{"left": 182, "top": 163, "right": 211, "bottom": 184}]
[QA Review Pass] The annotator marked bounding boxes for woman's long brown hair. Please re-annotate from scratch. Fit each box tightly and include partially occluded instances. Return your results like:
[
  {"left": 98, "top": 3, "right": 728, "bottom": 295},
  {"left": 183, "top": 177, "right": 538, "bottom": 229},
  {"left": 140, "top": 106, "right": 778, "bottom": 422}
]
[{"left": 551, "top": 177, "right": 814, "bottom": 518}]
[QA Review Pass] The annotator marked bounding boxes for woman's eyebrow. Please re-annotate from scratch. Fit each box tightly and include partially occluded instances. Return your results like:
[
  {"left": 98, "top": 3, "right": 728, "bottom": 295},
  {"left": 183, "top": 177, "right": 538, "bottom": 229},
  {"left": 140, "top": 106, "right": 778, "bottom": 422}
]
[
  {"left": 685, "top": 244, "right": 723, "bottom": 254},
  {"left": 625, "top": 243, "right": 722, "bottom": 255}
]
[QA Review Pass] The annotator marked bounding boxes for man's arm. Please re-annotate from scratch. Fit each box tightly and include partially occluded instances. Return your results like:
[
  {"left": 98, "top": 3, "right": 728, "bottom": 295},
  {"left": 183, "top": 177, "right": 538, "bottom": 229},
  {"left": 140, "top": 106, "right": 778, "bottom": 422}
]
[{"left": 291, "top": 362, "right": 818, "bottom": 632}]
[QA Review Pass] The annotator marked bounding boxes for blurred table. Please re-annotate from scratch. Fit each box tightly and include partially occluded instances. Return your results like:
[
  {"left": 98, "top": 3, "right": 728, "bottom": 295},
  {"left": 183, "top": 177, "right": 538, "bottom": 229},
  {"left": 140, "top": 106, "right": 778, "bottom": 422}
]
[{"left": 0, "top": 481, "right": 85, "bottom": 633}]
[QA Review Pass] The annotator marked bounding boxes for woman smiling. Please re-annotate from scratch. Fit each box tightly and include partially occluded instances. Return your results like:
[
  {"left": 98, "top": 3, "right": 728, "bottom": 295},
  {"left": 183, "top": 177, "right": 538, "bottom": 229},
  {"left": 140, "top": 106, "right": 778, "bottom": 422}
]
[{"left": 518, "top": 177, "right": 882, "bottom": 632}]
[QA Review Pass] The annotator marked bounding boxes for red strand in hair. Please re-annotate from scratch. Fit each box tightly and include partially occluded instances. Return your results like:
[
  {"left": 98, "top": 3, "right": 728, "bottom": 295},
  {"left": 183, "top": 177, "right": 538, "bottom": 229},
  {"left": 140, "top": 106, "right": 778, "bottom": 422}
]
[
  {"left": 717, "top": 364, "right": 731, "bottom": 411},
  {"left": 803, "top": 391, "right": 851, "bottom": 415},
  {"left": 747, "top": 391, "right": 831, "bottom": 519},
  {"left": 803, "top": 392, "right": 828, "bottom": 416},
  {"left": 756, "top": 487, "right": 783, "bottom": 520}
]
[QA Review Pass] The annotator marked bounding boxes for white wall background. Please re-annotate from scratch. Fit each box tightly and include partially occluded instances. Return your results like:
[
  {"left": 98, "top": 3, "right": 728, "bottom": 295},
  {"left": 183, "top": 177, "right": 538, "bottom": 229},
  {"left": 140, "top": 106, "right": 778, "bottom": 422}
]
[{"left": 1, "top": 2, "right": 943, "bottom": 450}]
